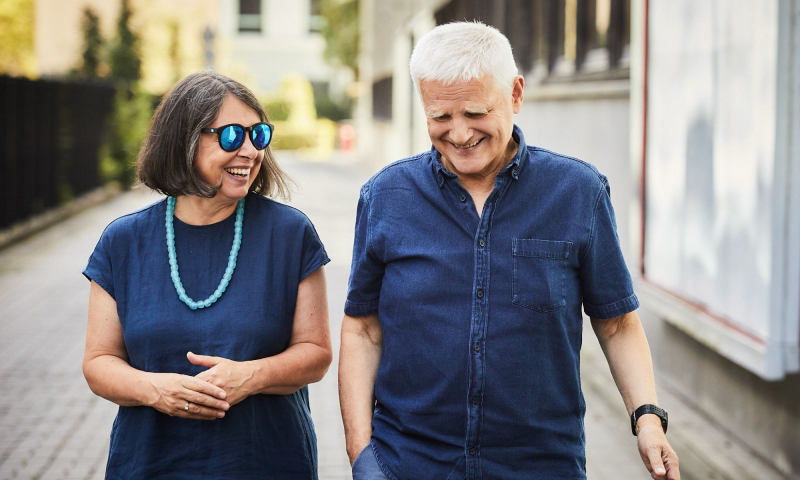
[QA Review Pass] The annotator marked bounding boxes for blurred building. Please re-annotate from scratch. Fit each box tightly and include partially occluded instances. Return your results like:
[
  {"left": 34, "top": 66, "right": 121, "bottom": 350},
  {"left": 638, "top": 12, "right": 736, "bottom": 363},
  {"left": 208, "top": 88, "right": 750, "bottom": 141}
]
[
  {"left": 33, "top": 0, "right": 349, "bottom": 96},
  {"left": 356, "top": 0, "right": 800, "bottom": 476}
]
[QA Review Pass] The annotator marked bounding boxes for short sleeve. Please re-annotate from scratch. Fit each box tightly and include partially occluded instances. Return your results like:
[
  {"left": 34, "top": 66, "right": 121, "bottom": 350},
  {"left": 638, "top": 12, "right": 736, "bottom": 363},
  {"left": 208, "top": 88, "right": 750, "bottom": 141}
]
[
  {"left": 83, "top": 224, "right": 117, "bottom": 300},
  {"left": 299, "top": 218, "right": 331, "bottom": 282},
  {"left": 344, "top": 185, "right": 385, "bottom": 317},
  {"left": 580, "top": 180, "right": 639, "bottom": 319}
]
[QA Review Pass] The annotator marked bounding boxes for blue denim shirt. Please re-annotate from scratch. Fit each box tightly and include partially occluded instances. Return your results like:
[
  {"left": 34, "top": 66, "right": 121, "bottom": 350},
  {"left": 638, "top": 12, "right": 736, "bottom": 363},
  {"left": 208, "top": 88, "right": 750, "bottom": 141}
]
[{"left": 345, "top": 126, "right": 639, "bottom": 480}]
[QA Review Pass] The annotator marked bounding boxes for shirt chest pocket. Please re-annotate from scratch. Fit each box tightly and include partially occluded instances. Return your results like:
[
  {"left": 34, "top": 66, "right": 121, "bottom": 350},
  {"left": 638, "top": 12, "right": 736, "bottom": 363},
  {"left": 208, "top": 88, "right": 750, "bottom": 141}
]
[{"left": 512, "top": 238, "right": 572, "bottom": 312}]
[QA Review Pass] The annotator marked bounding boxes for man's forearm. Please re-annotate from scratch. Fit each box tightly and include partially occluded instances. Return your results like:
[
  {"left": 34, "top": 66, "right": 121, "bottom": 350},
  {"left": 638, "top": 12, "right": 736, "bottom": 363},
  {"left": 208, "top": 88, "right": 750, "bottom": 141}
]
[
  {"left": 592, "top": 312, "right": 681, "bottom": 478},
  {"left": 591, "top": 311, "right": 658, "bottom": 415},
  {"left": 338, "top": 314, "right": 382, "bottom": 464}
]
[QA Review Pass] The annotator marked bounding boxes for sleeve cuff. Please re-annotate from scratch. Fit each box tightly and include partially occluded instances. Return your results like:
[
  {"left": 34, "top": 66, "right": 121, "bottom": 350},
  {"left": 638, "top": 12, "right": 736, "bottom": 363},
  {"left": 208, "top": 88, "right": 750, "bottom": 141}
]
[
  {"left": 344, "top": 298, "right": 379, "bottom": 317},
  {"left": 300, "top": 257, "right": 331, "bottom": 282},
  {"left": 583, "top": 293, "right": 639, "bottom": 319},
  {"left": 82, "top": 269, "right": 115, "bottom": 300}
]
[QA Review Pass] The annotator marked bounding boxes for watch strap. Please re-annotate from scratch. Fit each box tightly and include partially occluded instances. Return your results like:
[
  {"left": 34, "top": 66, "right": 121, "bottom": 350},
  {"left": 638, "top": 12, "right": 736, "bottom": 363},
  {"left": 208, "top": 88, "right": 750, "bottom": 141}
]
[{"left": 630, "top": 404, "right": 668, "bottom": 436}]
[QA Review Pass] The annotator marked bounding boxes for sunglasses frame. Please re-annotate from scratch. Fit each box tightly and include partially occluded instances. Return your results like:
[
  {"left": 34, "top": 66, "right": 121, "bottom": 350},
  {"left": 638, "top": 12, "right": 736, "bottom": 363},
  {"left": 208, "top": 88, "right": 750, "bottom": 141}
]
[{"left": 201, "top": 122, "right": 275, "bottom": 152}]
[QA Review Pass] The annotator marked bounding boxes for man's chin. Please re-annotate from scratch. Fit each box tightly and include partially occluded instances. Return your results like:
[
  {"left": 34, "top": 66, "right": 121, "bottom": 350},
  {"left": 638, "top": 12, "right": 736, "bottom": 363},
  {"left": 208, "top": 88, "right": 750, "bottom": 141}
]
[{"left": 447, "top": 161, "right": 489, "bottom": 176}]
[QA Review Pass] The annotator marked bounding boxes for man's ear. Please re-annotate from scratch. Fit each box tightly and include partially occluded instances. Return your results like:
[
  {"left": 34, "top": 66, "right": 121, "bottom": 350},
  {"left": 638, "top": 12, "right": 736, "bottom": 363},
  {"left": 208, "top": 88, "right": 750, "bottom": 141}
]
[{"left": 511, "top": 75, "right": 525, "bottom": 114}]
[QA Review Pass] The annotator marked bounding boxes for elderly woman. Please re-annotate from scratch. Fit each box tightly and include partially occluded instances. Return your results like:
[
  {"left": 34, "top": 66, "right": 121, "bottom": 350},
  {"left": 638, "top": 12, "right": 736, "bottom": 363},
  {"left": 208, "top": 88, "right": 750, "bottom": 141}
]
[{"left": 82, "top": 71, "right": 332, "bottom": 478}]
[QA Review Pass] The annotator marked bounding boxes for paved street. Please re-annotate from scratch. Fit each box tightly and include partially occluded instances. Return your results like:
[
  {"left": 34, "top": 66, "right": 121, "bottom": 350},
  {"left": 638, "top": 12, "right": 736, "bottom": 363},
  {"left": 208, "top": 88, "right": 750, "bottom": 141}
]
[{"left": 0, "top": 153, "right": 783, "bottom": 480}]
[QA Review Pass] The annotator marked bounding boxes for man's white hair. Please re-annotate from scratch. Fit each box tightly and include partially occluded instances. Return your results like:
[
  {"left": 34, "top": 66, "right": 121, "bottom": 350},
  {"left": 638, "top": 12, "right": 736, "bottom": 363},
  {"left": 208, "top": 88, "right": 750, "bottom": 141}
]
[{"left": 409, "top": 22, "right": 518, "bottom": 95}]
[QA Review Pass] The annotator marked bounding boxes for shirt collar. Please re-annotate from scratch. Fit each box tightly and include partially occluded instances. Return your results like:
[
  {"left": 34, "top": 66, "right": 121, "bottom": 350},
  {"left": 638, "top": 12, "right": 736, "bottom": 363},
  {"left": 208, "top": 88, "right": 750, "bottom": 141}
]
[{"left": 431, "top": 124, "right": 528, "bottom": 188}]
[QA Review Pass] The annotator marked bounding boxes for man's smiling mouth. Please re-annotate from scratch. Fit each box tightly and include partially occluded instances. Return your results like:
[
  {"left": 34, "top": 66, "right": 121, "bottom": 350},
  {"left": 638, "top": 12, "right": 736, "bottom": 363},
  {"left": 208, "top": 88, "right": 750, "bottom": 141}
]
[{"left": 454, "top": 138, "right": 483, "bottom": 149}]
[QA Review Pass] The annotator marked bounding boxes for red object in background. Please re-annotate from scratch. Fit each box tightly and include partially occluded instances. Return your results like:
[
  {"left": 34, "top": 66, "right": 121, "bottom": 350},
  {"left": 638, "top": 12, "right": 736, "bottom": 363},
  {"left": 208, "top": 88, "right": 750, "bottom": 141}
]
[{"left": 339, "top": 124, "right": 355, "bottom": 151}]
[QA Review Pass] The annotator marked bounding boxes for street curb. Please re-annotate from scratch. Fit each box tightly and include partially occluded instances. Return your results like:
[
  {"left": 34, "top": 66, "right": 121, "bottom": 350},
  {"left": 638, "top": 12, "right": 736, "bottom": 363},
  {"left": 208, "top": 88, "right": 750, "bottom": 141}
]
[{"left": 0, "top": 183, "right": 122, "bottom": 252}]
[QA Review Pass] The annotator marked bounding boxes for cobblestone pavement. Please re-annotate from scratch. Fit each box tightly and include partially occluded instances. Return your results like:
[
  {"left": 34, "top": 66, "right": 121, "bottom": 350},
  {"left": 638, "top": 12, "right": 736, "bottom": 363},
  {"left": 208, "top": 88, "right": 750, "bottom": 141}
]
[{"left": 0, "top": 153, "right": 782, "bottom": 480}]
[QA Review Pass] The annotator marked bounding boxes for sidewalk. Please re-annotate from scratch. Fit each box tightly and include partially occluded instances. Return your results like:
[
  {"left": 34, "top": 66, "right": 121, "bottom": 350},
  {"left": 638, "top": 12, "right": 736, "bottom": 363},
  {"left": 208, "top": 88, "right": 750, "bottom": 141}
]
[{"left": 0, "top": 153, "right": 782, "bottom": 479}]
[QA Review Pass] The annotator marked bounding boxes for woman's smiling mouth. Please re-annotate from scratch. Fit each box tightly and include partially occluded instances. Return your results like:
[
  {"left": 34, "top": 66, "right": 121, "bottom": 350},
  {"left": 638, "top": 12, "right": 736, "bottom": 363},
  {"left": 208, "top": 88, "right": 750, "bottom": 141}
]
[{"left": 224, "top": 167, "right": 249, "bottom": 178}]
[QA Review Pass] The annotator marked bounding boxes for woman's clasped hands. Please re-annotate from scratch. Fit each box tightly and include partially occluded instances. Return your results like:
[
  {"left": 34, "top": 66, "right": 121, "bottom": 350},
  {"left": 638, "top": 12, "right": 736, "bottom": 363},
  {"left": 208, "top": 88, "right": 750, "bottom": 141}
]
[
  {"left": 144, "top": 352, "right": 262, "bottom": 420},
  {"left": 188, "top": 351, "right": 259, "bottom": 408},
  {"left": 145, "top": 370, "right": 230, "bottom": 420}
]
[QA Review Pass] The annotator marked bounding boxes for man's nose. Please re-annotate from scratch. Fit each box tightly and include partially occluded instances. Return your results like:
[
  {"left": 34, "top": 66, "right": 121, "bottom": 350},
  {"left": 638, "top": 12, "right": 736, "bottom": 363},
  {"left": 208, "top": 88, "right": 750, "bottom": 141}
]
[{"left": 450, "top": 117, "right": 473, "bottom": 144}]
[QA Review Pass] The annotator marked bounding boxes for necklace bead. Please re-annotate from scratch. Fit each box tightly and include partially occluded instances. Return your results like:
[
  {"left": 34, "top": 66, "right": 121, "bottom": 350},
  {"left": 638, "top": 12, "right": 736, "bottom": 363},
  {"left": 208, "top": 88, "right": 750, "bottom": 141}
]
[{"left": 165, "top": 196, "right": 244, "bottom": 309}]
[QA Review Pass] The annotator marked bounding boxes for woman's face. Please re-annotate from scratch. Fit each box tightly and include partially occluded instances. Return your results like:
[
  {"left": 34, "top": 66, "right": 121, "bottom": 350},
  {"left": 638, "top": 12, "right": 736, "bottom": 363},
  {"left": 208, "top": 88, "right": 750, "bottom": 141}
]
[{"left": 195, "top": 94, "right": 263, "bottom": 203}]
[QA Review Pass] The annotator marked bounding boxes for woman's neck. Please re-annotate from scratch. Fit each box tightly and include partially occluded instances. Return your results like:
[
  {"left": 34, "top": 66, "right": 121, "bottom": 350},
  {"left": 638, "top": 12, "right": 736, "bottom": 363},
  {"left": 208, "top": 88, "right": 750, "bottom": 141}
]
[{"left": 173, "top": 195, "right": 239, "bottom": 225}]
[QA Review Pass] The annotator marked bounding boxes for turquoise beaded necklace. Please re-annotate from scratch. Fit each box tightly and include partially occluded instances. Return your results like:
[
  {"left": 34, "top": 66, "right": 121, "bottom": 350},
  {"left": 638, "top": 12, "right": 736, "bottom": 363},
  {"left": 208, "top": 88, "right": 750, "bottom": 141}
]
[{"left": 165, "top": 196, "right": 244, "bottom": 310}]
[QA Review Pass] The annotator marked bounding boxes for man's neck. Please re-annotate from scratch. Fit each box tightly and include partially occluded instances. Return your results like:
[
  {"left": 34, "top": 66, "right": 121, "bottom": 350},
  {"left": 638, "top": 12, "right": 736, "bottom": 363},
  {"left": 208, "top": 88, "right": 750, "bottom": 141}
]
[{"left": 458, "top": 140, "right": 519, "bottom": 217}]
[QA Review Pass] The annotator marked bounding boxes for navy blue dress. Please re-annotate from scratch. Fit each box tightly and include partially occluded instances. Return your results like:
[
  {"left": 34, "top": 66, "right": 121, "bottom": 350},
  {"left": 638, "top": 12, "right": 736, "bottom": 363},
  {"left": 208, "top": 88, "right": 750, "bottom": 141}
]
[{"left": 83, "top": 192, "right": 330, "bottom": 479}]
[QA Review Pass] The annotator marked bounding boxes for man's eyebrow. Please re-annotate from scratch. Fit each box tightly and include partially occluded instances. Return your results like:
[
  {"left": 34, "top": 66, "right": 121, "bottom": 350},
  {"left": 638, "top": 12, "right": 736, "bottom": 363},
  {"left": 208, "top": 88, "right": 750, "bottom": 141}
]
[
  {"left": 426, "top": 110, "right": 447, "bottom": 119},
  {"left": 465, "top": 107, "right": 488, "bottom": 115}
]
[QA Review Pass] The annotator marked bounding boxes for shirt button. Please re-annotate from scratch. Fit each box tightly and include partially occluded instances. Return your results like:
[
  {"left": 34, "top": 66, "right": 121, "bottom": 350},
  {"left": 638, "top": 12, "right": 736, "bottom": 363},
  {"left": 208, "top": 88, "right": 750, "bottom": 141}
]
[
  {"left": 472, "top": 396, "right": 479, "bottom": 405},
  {"left": 469, "top": 447, "right": 477, "bottom": 455},
  {"left": 479, "top": 239, "right": 485, "bottom": 248},
  {"left": 459, "top": 194, "right": 466, "bottom": 202},
  {"left": 474, "top": 342, "right": 480, "bottom": 353},
  {"left": 512, "top": 168, "right": 518, "bottom": 177},
  {"left": 476, "top": 289, "right": 484, "bottom": 298}
]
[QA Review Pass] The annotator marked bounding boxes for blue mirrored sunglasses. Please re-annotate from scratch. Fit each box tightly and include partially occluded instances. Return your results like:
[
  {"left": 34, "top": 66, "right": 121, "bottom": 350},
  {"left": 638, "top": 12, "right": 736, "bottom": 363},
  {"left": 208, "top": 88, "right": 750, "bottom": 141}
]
[{"left": 201, "top": 122, "right": 274, "bottom": 152}]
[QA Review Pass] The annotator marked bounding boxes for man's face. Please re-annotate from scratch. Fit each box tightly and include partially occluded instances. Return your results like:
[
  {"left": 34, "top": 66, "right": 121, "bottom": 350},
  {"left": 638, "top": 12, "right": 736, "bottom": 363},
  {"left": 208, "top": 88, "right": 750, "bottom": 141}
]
[{"left": 420, "top": 75, "right": 524, "bottom": 179}]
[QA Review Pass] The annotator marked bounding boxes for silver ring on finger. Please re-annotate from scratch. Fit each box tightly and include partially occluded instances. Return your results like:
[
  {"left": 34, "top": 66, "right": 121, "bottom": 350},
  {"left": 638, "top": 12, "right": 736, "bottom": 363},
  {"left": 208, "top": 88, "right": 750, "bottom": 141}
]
[{"left": 184, "top": 402, "right": 190, "bottom": 412}]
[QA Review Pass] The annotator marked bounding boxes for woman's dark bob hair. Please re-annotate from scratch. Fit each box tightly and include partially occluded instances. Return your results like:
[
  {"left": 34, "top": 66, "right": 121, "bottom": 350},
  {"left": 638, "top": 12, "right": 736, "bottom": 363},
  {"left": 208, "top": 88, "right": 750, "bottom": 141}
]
[{"left": 137, "top": 71, "right": 291, "bottom": 199}]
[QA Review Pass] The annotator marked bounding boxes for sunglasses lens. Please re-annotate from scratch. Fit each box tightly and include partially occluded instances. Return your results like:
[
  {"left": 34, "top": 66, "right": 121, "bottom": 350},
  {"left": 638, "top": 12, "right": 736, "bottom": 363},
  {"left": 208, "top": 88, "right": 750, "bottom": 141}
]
[
  {"left": 219, "top": 125, "right": 244, "bottom": 151},
  {"left": 251, "top": 123, "right": 272, "bottom": 150}
]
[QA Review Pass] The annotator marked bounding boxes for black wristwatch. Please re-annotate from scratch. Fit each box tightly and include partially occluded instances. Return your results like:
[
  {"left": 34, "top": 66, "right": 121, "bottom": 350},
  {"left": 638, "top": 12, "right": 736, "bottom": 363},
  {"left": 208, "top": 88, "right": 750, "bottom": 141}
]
[{"left": 630, "top": 404, "right": 668, "bottom": 436}]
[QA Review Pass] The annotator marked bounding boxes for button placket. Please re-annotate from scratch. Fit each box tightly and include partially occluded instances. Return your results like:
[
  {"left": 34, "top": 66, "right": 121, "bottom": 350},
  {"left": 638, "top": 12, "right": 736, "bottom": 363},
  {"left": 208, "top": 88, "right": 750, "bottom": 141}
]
[
  {"left": 466, "top": 198, "right": 494, "bottom": 478},
  {"left": 464, "top": 177, "right": 514, "bottom": 479}
]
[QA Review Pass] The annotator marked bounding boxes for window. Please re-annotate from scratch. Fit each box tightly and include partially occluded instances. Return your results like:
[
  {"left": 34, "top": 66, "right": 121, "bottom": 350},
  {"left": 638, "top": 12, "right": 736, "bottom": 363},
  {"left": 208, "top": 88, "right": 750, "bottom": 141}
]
[
  {"left": 239, "top": 0, "right": 262, "bottom": 34},
  {"left": 434, "top": 0, "right": 630, "bottom": 82},
  {"left": 372, "top": 77, "right": 393, "bottom": 122},
  {"left": 641, "top": 0, "right": 799, "bottom": 380}
]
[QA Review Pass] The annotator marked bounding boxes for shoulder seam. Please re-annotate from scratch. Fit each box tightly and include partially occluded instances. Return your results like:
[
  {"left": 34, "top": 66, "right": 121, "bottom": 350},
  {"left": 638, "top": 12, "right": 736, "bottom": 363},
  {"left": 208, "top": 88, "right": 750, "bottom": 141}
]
[
  {"left": 580, "top": 181, "right": 610, "bottom": 264},
  {"left": 529, "top": 146, "right": 605, "bottom": 182},
  {"left": 107, "top": 197, "right": 165, "bottom": 226},
  {"left": 249, "top": 193, "right": 314, "bottom": 222}
]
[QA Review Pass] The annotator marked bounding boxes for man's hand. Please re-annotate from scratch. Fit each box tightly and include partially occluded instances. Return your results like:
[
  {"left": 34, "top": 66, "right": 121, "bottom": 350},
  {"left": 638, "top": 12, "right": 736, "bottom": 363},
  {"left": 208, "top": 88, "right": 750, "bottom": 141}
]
[
  {"left": 189, "top": 352, "right": 256, "bottom": 408},
  {"left": 637, "top": 417, "right": 680, "bottom": 479}
]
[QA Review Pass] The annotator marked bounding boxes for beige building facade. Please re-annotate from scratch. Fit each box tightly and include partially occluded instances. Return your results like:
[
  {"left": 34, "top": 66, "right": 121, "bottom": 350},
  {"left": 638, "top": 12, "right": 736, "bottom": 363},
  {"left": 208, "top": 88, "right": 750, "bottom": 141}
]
[{"left": 34, "top": 0, "right": 347, "bottom": 96}]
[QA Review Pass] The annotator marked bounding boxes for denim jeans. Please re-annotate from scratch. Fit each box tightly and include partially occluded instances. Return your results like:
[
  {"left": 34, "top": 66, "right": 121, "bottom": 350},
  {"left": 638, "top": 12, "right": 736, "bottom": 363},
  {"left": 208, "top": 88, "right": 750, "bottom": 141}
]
[{"left": 351, "top": 444, "right": 390, "bottom": 480}]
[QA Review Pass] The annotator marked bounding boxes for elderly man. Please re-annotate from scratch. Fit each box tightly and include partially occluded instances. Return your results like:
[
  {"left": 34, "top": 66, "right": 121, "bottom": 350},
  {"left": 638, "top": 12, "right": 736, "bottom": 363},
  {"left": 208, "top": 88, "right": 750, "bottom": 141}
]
[{"left": 339, "top": 22, "right": 680, "bottom": 480}]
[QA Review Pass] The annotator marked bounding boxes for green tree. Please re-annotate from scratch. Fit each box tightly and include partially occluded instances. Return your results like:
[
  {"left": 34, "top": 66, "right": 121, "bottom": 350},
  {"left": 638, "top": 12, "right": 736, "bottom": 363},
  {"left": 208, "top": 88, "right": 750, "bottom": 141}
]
[
  {"left": 0, "top": 0, "right": 36, "bottom": 76},
  {"left": 320, "top": 0, "right": 359, "bottom": 76},
  {"left": 100, "top": 86, "right": 153, "bottom": 187},
  {"left": 76, "top": 7, "right": 103, "bottom": 78},
  {"left": 108, "top": 0, "right": 141, "bottom": 83}
]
